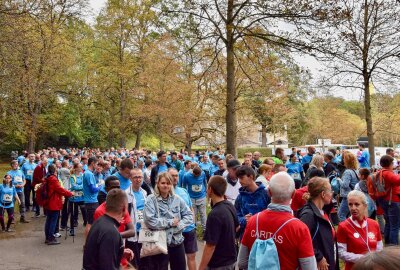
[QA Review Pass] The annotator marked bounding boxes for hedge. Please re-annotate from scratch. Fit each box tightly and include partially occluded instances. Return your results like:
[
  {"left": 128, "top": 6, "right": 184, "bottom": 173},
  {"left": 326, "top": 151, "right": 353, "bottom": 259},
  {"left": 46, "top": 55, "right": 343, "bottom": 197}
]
[{"left": 237, "top": 147, "right": 272, "bottom": 158}]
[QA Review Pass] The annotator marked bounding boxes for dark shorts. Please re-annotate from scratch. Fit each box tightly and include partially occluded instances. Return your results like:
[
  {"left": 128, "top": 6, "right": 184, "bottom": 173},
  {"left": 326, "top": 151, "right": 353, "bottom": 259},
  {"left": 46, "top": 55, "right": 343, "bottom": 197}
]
[
  {"left": 84, "top": 202, "right": 99, "bottom": 225},
  {"left": 182, "top": 228, "right": 198, "bottom": 254}
]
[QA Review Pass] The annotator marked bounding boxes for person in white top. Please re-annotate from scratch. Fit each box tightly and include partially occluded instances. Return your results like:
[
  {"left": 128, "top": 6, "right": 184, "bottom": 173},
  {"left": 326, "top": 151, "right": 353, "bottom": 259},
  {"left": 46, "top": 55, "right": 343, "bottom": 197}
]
[{"left": 224, "top": 159, "right": 241, "bottom": 205}]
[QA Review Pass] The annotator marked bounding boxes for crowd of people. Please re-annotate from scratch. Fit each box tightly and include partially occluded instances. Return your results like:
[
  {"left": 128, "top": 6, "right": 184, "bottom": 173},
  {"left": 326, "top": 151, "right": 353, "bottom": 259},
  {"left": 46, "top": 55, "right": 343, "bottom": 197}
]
[{"left": 1, "top": 145, "right": 400, "bottom": 270}]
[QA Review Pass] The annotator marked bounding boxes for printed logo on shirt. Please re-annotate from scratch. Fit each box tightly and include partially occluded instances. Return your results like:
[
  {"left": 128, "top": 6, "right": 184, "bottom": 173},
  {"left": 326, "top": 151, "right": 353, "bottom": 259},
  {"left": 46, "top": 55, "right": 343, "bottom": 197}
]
[
  {"left": 2, "top": 194, "right": 12, "bottom": 203},
  {"left": 368, "top": 232, "right": 376, "bottom": 240},
  {"left": 250, "top": 230, "right": 284, "bottom": 244},
  {"left": 191, "top": 184, "right": 203, "bottom": 192},
  {"left": 27, "top": 170, "right": 34, "bottom": 176},
  {"left": 14, "top": 176, "right": 23, "bottom": 184},
  {"left": 74, "top": 191, "right": 83, "bottom": 197}
]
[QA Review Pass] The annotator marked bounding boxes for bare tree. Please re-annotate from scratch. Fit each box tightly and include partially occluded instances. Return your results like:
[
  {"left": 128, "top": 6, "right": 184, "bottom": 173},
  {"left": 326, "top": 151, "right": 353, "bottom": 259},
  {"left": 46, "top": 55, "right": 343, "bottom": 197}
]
[
  {"left": 304, "top": 0, "right": 400, "bottom": 165},
  {"left": 162, "top": 0, "right": 329, "bottom": 157}
]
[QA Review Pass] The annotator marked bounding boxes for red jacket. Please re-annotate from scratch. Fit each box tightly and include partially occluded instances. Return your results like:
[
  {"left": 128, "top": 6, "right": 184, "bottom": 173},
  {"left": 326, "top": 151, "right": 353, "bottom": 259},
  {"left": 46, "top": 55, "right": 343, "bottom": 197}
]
[
  {"left": 45, "top": 174, "right": 73, "bottom": 211},
  {"left": 381, "top": 169, "right": 400, "bottom": 203},
  {"left": 32, "top": 163, "right": 46, "bottom": 187}
]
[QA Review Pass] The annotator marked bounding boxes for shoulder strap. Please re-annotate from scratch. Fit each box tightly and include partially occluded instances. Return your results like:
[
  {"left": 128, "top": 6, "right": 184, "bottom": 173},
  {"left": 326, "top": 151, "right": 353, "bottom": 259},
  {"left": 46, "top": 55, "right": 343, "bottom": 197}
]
[
  {"left": 352, "top": 169, "right": 360, "bottom": 181},
  {"left": 312, "top": 222, "right": 319, "bottom": 240},
  {"left": 272, "top": 218, "right": 297, "bottom": 239},
  {"left": 255, "top": 213, "right": 260, "bottom": 239}
]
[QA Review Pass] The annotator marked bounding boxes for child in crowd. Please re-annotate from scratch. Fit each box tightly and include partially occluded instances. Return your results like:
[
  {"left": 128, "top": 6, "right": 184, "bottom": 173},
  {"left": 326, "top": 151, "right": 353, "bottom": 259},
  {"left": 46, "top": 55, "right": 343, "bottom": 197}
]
[{"left": 0, "top": 174, "right": 21, "bottom": 232}]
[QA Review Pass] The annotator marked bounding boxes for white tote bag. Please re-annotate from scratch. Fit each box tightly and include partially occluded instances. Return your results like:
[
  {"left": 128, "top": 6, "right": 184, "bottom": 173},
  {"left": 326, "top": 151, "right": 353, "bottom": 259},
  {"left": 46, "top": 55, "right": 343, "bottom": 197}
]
[{"left": 138, "top": 197, "right": 168, "bottom": 257}]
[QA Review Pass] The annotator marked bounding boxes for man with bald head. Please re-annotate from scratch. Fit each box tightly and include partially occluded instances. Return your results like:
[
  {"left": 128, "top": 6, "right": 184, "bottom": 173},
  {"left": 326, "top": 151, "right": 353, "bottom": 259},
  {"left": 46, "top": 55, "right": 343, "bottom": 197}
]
[{"left": 237, "top": 172, "right": 317, "bottom": 270}]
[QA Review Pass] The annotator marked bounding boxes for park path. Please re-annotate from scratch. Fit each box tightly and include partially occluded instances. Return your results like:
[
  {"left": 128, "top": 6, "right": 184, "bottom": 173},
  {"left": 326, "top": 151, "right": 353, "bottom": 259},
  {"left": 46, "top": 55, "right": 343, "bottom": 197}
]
[{"left": 0, "top": 213, "right": 205, "bottom": 270}]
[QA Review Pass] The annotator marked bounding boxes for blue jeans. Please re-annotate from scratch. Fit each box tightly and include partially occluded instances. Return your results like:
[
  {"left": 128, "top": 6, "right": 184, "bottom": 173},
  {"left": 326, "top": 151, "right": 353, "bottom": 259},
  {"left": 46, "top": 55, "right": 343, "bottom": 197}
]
[
  {"left": 338, "top": 197, "right": 349, "bottom": 222},
  {"left": 380, "top": 200, "right": 400, "bottom": 245},
  {"left": 45, "top": 210, "right": 59, "bottom": 241}
]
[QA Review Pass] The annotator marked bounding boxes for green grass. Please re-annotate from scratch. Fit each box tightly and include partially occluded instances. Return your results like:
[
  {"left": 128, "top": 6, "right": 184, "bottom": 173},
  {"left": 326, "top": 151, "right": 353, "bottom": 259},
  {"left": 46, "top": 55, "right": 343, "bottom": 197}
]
[{"left": 0, "top": 163, "right": 9, "bottom": 182}]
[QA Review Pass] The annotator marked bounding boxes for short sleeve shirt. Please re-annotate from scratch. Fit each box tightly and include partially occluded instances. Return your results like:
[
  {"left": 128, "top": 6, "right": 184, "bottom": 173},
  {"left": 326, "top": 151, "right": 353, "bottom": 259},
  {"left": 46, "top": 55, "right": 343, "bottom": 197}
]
[
  {"left": 94, "top": 202, "right": 132, "bottom": 233},
  {"left": 337, "top": 218, "right": 381, "bottom": 270},
  {"left": 204, "top": 200, "right": 239, "bottom": 268},
  {"left": 241, "top": 210, "right": 315, "bottom": 270}
]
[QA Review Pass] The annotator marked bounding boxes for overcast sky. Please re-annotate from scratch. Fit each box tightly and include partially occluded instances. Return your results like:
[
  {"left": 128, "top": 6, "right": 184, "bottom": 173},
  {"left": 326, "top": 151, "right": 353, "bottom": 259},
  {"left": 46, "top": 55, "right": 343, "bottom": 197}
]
[{"left": 87, "top": 0, "right": 361, "bottom": 100}]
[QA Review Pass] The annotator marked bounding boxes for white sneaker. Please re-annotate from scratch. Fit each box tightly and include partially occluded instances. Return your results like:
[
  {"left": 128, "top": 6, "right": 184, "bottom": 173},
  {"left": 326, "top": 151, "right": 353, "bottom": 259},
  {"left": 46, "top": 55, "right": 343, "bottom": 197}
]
[{"left": 53, "top": 233, "right": 61, "bottom": 238}]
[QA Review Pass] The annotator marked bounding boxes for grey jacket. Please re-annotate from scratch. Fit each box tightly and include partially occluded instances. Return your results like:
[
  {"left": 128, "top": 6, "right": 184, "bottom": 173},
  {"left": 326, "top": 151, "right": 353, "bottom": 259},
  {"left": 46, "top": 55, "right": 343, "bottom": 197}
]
[{"left": 143, "top": 193, "right": 193, "bottom": 246}]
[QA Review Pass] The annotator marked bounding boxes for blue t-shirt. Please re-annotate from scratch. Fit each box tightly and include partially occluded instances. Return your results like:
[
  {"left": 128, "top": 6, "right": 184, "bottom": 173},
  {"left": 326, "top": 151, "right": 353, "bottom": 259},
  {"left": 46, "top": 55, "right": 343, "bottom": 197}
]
[
  {"left": 0, "top": 185, "right": 17, "bottom": 208},
  {"left": 83, "top": 169, "right": 98, "bottom": 203},
  {"left": 70, "top": 174, "right": 84, "bottom": 203},
  {"left": 199, "top": 162, "right": 211, "bottom": 175},
  {"left": 285, "top": 162, "right": 303, "bottom": 180},
  {"left": 210, "top": 164, "right": 219, "bottom": 176},
  {"left": 175, "top": 186, "right": 196, "bottom": 232},
  {"left": 17, "top": 155, "right": 25, "bottom": 165},
  {"left": 21, "top": 162, "right": 37, "bottom": 181},
  {"left": 133, "top": 190, "right": 145, "bottom": 232},
  {"left": 158, "top": 164, "right": 168, "bottom": 174},
  {"left": 178, "top": 170, "right": 189, "bottom": 187},
  {"left": 113, "top": 172, "right": 131, "bottom": 192},
  {"left": 7, "top": 169, "right": 25, "bottom": 193},
  {"left": 182, "top": 171, "right": 207, "bottom": 199},
  {"left": 358, "top": 150, "right": 370, "bottom": 169}
]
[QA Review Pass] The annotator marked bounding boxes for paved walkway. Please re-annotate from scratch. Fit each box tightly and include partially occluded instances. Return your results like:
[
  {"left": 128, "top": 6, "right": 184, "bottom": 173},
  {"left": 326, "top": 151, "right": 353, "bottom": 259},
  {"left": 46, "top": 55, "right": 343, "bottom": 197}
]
[{"left": 0, "top": 213, "right": 205, "bottom": 269}]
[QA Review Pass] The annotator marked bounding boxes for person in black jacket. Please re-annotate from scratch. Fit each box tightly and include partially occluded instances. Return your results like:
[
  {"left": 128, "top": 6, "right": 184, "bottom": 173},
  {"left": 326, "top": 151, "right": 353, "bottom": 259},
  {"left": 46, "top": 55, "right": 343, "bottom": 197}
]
[
  {"left": 299, "top": 177, "right": 339, "bottom": 270},
  {"left": 150, "top": 151, "right": 171, "bottom": 188}
]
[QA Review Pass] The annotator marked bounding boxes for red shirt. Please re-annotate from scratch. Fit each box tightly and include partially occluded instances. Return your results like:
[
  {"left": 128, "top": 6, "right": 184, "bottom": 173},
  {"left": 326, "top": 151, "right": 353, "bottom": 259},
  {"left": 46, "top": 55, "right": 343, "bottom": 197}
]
[
  {"left": 94, "top": 202, "right": 132, "bottom": 232},
  {"left": 380, "top": 169, "right": 400, "bottom": 202},
  {"left": 291, "top": 186, "right": 308, "bottom": 211},
  {"left": 337, "top": 218, "right": 382, "bottom": 270},
  {"left": 242, "top": 210, "right": 314, "bottom": 270}
]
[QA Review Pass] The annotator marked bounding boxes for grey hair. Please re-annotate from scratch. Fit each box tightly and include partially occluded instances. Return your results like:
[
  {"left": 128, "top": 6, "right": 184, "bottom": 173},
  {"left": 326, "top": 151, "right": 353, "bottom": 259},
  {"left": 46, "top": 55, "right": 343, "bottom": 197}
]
[
  {"left": 310, "top": 155, "right": 324, "bottom": 169},
  {"left": 269, "top": 172, "right": 295, "bottom": 203},
  {"left": 347, "top": 190, "right": 368, "bottom": 205}
]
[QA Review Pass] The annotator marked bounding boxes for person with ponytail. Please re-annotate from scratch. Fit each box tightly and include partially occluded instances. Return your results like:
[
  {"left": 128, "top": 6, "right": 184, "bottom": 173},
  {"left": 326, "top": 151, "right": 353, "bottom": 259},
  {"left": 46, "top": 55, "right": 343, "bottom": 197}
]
[{"left": 299, "top": 177, "right": 338, "bottom": 270}]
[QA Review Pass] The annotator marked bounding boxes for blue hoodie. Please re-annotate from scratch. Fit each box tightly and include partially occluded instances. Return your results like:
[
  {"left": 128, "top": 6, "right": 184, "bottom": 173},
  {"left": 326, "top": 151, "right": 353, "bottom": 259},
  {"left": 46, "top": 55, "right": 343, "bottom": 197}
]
[{"left": 235, "top": 183, "right": 271, "bottom": 236}]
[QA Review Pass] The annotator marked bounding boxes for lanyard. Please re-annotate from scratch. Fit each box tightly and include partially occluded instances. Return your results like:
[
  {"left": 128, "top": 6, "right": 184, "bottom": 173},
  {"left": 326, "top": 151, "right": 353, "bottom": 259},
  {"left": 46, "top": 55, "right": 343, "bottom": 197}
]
[{"left": 346, "top": 219, "right": 370, "bottom": 252}]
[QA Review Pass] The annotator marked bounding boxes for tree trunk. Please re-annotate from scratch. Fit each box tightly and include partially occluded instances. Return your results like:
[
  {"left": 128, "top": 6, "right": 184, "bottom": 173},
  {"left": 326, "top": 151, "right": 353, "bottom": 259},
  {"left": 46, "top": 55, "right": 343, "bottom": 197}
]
[
  {"left": 225, "top": 0, "right": 237, "bottom": 157},
  {"left": 185, "top": 132, "right": 193, "bottom": 152},
  {"left": 364, "top": 75, "right": 375, "bottom": 166},
  {"left": 362, "top": 0, "right": 375, "bottom": 166},
  {"left": 261, "top": 124, "right": 267, "bottom": 147},
  {"left": 134, "top": 130, "right": 142, "bottom": 149},
  {"left": 119, "top": 78, "right": 127, "bottom": 148}
]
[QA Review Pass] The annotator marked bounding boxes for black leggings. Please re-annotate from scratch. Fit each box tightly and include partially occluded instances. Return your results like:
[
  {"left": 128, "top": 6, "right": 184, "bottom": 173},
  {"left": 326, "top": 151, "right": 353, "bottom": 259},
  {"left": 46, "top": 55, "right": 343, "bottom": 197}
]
[
  {"left": 140, "top": 243, "right": 186, "bottom": 270},
  {"left": 0, "top": 207, "right": 14, "bottom": 230}
]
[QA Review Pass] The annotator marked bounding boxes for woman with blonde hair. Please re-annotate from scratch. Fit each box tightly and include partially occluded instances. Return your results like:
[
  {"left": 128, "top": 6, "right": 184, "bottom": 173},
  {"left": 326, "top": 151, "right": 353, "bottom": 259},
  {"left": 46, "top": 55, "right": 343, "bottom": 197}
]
[
  {"left": 338, "top": 151, "right": 360, "bottom": 221},
  {"left": 337, "top": 190, "right": 382, "bottom": 270},
  {"left": 303, "top": 155, "right": 325, "bottom": 186},
  {"left": 141, "top": 172, "right": 193, "bottom": 270}
]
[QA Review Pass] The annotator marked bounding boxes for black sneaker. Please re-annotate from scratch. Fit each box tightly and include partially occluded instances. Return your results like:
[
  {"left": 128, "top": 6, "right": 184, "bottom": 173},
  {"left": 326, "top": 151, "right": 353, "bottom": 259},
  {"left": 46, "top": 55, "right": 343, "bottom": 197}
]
[
  {"left": 47, "top": 239, "right": 60, "bottom": 245},
  {"left": 69, "top": 229, "right": 75, "bottom": 236}
]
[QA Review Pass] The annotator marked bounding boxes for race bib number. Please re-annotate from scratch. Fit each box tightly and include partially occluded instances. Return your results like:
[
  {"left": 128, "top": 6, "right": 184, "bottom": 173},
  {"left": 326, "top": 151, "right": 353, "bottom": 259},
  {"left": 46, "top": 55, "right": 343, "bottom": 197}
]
[
  {"left": 191, "top": 184, "right": 203, "bottom": 193},
  {"left": 290, "top": 173, "right": 300, "bottom": 180},
  {"left": 14, "top": 176, "right": 23, "bottom": 184},
  {"left": 137, "top": 210, "right": 144, "bottom": 222},
  {"left": 74, "top": 191, "right": 83, "bottom": 197},
  {"left": 3, "top": 194, "right": 12, "bottom": 203},
  {"left": 27, "top": 170, "right": 34, "bottom": 177}
]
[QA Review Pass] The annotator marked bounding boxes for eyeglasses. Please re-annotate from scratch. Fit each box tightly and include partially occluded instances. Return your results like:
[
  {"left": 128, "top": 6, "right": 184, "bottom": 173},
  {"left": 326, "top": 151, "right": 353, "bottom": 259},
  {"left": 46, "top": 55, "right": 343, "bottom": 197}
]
[
  {"left": 170, "top": 174, "right": 179, "bottom": 177},
  {"left": 132, "top": 176, "right": 143, "bottom": 179}
]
